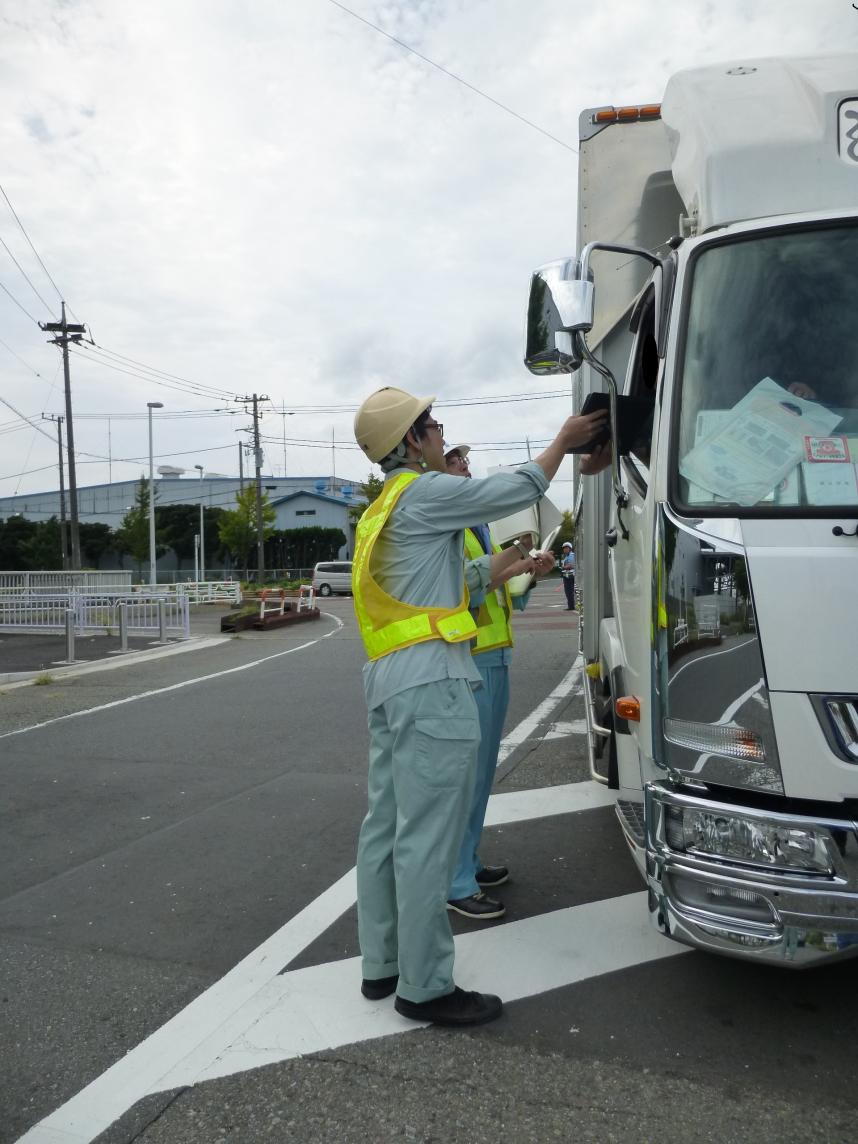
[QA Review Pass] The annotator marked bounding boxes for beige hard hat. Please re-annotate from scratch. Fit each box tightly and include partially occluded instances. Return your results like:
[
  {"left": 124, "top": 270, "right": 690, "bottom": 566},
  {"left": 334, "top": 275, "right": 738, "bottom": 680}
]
[
  {"left": 444, "top": 443, "right": 470, "bottom": 460},
  {"left": 354, "top": 386, "right": 436, "bottom": 462},
  {"left": 562, "top": 541, "right": 573, "bottom": 548}
]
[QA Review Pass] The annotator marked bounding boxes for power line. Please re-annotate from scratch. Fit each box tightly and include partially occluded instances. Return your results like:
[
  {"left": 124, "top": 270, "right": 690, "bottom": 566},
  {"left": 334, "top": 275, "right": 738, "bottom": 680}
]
[
  {"left": 0, "top": 183, "right": 68, "bottom": 308},
  {"left": 84, "top": 342, "right": 237, "bottom": 399},
  {"left": 0, "top": 335, "right": 47, "bottom": 377},
  {"left": 327, "top": 0, "right": 578, "bottom": 155},
  {"left": 0, "top": 278, "right": 40, "bottom": 324},
  {"left": 0, "top": 231, "right": 58, "bottom": 318}
]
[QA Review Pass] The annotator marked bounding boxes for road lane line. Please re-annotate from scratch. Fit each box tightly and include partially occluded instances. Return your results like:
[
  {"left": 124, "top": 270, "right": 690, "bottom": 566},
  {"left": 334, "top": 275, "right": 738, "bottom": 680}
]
[
  {"left": 0, "top": 614, "right": 344, "bottom": 741},
  {"left": 496, "top": 654, "right": 583, "bottom": 764},
  {"left": 15, "top": 779, "right": 616, "bottom": 1144},
  {"left": 162, "top": 893, "right": 685, "bottom": 1088}
]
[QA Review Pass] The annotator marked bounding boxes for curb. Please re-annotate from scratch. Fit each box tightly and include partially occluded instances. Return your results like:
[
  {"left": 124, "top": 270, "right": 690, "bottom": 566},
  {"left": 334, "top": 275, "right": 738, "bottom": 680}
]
[{"left": 0, "top": 635, "right": 232, "bottom": 690}]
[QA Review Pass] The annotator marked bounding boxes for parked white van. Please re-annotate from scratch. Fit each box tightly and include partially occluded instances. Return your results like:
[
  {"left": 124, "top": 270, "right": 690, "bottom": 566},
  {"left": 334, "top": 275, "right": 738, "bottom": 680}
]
[{"left": 311, "top": 561, "right": 353, "bottom": 596}]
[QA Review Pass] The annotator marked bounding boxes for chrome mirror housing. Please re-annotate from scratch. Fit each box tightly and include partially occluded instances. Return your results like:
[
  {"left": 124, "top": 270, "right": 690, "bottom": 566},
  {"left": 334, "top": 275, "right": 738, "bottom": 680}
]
[{"left": 524, "top": 258, "right": 594, "bottom": 375}]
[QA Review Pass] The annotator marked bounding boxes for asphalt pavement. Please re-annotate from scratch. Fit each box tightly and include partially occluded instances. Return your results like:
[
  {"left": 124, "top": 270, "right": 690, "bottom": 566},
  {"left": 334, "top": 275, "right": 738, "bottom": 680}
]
[{"left": 2, "top": 585, "right": 857, "bottom": 1144}]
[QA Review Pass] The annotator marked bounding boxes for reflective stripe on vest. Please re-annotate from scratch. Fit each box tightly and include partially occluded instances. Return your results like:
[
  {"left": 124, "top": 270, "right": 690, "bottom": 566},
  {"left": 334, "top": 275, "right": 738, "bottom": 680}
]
[
  {"left": 352, "top": 472, "right": 477, "bottom": 661},
  {"left": 463, "top": 528, "right": 514, "bottom": 655}
]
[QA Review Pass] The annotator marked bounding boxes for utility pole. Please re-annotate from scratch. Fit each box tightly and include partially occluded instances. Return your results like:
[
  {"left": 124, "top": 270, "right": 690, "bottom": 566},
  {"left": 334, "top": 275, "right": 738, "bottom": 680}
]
[
  {"left": 40, "top": 303, "right": 86, "bottom": 570},
  {"left": 235, "top": 394, "right": 269, "bottom": 582},
  {"left": 43, "top": 413, "right": 68, "bottom": 570},
  {"left": 238, "top": 442, "right": 245, "bottom": 491}
]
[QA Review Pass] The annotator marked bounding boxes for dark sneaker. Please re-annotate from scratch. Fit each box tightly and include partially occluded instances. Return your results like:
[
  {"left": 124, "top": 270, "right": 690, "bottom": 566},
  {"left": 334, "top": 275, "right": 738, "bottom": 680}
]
[
  {"left": 361, "top": 974, "right": 399, "bottom": 1000},
  {"left": 394, "top": 986, "right": 503, "bottom": 1026},
  {"left": 446, "top": 891, "right": 505, "bottom": 920},
  {"left": 475, "top": 865, "right": 509, "bottom": 887}
]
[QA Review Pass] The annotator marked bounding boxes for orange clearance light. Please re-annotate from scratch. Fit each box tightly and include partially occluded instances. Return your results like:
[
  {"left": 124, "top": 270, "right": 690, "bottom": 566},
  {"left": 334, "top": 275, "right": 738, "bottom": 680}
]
[
  {"left": 616, "top": 696, "right": 641, "bottom": 722},
  {"left": 592, "top": 104, "right": 662, "bottom": 126}
]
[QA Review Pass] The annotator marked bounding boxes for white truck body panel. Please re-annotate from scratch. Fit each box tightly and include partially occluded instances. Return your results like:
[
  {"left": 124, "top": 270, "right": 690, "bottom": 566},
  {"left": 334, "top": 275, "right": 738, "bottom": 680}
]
[
  {"left": 663, "top": 55, "right": 858, "bottom": 232},
  {"left": 564, "top": 54, "right": 858, "bottom": 965}
]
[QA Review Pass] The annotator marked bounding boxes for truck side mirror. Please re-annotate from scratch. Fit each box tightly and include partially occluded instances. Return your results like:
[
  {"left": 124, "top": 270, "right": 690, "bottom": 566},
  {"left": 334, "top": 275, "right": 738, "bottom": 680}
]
[{"left": 524, "top": 258, "right": 595, "bottom": 375}]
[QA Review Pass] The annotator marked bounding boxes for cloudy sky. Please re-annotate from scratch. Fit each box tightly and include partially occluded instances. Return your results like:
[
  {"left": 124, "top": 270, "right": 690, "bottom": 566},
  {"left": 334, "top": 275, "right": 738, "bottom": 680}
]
[{"left": 1, "top": 0, "right": 856, "bottom": 510}]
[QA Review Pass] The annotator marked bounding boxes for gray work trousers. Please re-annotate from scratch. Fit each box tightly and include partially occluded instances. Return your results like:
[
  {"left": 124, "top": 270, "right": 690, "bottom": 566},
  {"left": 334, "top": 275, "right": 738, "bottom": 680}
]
[{"left": 357, "top": 676, "right": 479, "bottom": 1003}]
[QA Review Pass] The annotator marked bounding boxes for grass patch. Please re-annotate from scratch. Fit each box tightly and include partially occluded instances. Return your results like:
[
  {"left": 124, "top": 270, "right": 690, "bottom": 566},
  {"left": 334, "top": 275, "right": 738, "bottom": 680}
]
[{"left": 33, "top": 672, "right": 54, "bottom": 686}]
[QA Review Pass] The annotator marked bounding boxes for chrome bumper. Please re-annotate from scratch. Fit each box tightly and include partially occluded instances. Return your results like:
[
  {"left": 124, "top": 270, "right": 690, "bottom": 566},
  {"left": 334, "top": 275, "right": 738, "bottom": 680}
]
[{"left": 646, "top": 784, "right": 858, "bottom": 966}]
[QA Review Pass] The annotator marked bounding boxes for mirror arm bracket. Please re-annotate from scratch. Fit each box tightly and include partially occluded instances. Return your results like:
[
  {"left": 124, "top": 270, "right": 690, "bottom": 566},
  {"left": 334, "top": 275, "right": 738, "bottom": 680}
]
[{"left": 575, "top": 332, "right": 630, "bottom": 541}]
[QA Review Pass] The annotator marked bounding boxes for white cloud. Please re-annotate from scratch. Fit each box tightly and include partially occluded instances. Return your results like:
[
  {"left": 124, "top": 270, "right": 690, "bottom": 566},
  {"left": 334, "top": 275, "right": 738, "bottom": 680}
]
[{"left": 0, "top": 0, "right": 855, "bottom": 506}]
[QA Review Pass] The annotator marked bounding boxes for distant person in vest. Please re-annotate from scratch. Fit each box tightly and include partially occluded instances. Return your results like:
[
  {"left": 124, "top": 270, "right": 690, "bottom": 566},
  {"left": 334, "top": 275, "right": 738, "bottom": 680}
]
[
  {"left": 444, "top": 443, "right": 555, "bottom": 923},
  {"left": 560, "top": 541, "right": 576, "bottom": 610},
  {"left": 352, "top": 387, "right": 606, "bottom": 1028}
]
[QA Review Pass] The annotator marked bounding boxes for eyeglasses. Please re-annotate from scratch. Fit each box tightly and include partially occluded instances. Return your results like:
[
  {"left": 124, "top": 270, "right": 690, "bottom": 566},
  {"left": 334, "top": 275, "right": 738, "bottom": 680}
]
[{"left": 425, "top": 421, "right": 444, "bottom": 437}]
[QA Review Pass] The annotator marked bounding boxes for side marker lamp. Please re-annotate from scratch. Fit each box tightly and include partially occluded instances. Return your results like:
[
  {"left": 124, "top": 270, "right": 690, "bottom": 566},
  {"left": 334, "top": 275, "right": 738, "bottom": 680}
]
[
  {"left": 664, "top": 717, "right": 765, "bottom": 762},
  {"left": 616, "top": 695, "right": 641, "bottom": 722},
  {"left": 665, "top": 805, "right": 834, "bottom": 875}
]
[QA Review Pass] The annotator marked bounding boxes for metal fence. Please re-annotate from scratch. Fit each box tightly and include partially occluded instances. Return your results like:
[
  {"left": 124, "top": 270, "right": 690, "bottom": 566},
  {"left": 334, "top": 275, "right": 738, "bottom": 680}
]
[
  {"left": 0, "top": 591, "right": 190, "bottom": 638},
  {"left": 0, "top": 570, "right": 134, "bottom": 592}
]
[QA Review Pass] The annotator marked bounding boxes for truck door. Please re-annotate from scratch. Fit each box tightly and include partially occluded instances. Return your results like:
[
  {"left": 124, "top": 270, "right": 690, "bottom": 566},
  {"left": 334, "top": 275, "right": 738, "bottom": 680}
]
[{"left": 607, "top": 282, "right": 661, "bottom": 775}]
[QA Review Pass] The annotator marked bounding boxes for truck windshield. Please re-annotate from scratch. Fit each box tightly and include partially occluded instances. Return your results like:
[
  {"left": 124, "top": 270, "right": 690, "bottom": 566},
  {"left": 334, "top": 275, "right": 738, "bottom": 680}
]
[{"left": 675, "top": 223, "right": 858, "bottom": 511}]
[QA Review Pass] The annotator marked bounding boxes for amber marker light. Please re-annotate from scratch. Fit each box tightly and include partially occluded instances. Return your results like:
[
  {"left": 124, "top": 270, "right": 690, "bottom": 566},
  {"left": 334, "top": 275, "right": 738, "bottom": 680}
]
[
  {"left": 616, "top": 696, "right": 641, "bottom": 722},
  {"left": 592, "top": 104, "right": 661, "bottom": 125}
]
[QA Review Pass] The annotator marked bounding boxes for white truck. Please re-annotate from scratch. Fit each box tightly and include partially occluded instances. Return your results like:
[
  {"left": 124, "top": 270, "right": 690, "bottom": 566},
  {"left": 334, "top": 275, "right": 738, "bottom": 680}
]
[{"left": 525, "top": 55, "right": 858, "bottom": 965}]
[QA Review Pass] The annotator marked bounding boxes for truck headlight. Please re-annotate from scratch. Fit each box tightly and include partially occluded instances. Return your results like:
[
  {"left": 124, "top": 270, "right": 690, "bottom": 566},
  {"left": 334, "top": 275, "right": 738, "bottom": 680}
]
[{"left": 665, "top": 805, "right": 833, "bottom": 874}]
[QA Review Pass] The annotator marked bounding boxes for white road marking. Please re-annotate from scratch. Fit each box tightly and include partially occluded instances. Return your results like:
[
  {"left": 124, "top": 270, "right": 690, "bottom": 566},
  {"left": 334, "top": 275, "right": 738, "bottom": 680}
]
[
  {"left": 484, "top": 781, "right": 614, "bottom": 826},
  {"left": 0, "top": 614, "right": 344, "bottom": 741},
  {"left": 496, "top": 655, "right": 583, "bottom": 764},
  {"left": 16, "top": 657, "right": 621, "bottom": 1144},
  {"left": 15, "top": 781, "right": 623, "bottom": 1144},
  {"left": 0, "top": 635, "right": 232, "bottom": 690},
  {"left": 543, "top": 718, "right": 588, "bottom": 740},
  {"left": 165, "top": 894, "right": 686, "bottom": 1088}
]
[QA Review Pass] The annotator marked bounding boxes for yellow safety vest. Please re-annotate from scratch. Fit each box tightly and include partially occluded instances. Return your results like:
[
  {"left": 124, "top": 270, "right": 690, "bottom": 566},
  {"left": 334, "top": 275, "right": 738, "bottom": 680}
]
[
  {"left": 463, "top": 528, "right": 514, "bottom": 655},
  {"left": 353, "top": 472, "right": 477, "bottom": 661}
]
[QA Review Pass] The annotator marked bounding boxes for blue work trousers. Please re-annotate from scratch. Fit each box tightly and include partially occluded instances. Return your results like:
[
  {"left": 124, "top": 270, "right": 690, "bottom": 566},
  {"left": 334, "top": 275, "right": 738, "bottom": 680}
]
[
  {"left": 357, "top": 676, "right": 479, "bottom": 1003},
  {"left": 448, "top": 661, "right": 510, "bottom": 901}
]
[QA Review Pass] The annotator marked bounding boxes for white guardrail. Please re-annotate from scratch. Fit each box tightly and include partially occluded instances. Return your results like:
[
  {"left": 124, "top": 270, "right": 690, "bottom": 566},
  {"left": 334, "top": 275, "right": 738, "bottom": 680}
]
[
  {"left": 0, "top": 592, "right": 191, "bottom": 638},
  {"left": 0, "top": 580, "right": 240, "bottom": 626}
]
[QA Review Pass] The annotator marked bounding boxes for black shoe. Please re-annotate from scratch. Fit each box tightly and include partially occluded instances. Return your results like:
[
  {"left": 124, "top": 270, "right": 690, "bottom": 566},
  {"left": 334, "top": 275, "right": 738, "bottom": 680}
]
[
  {"left": 475, "top": 865, "right": 509, "bottom": 888},
  {"left": 394, "top": 986, "right": 503, "bottom": 1027},
  {"left": 446, "top": 891, "right": 505, "bottom": 920},
  {"left": 361, "top": 974, "right": 399, "bottom": 1000}
]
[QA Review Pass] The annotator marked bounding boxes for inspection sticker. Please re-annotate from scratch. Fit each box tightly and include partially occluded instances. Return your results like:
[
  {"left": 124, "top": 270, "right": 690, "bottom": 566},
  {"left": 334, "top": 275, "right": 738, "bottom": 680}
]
[{"left": 804, "top": 435, "right": 851, "bottom": 463}]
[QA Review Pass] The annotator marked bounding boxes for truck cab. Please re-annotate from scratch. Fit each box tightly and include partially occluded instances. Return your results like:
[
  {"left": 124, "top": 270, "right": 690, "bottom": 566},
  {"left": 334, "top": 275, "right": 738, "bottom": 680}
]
[{"left": 526, "top": 55, "right": 858, "bottom": 965}]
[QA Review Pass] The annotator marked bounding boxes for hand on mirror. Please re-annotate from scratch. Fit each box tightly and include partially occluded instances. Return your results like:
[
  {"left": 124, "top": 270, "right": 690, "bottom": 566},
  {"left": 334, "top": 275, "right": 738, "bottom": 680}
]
[
  {"left": 559, "top": 409, "right": 609, "bottom": 451},
  {"left": 579, "top": 441, "right": 612, "bottom": 476}
]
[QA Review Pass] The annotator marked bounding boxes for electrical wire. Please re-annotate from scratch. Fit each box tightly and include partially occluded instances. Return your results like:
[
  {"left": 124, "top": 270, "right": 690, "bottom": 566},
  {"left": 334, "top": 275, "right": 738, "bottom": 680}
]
[
  {"left": 0, "top": 231, "right": 58, "bottom": 318},
  {"left": 0, "top": 278, "right": 40, "bottom": 324},
  {"left": 327, "top": 0, "right": 578, "bottom": 155},
  {"left": 0, "top": 183, "right": 68, "bottom": 310}
]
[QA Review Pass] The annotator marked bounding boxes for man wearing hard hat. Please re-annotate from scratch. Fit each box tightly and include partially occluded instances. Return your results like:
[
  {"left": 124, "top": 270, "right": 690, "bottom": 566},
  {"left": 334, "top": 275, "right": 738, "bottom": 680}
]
[{"left": 352, "top": 386, "right": 606, "bottom": 1028}]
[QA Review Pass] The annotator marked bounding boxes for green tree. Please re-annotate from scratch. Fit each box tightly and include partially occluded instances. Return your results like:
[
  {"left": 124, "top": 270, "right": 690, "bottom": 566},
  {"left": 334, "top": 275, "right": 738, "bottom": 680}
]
[
  {"left": 267, "top": 526, "right": 346, "bottom": 569},
  {"left": 0, "top": 516, "right": 38, "bottom": 569},
  {"left": 157, "top": 504, "right": 225, "bottom": 563},
  {"left": 19, "top": 517, "right": 62, "bottom": 570},
  {"left": 349, "top": 472, "right": 385, "bottom": 523},
  {"left": 554, "top": 509, "right": 575, "bottom": 555},
  {"left": 218, "top": 485, "right": 276, "bottom": 573},
  {"left": 79, "top": 522, "right": 114, "bottom": 568},
  {"left": 114, "top": 476, "right": 158, "bottom": 577}
]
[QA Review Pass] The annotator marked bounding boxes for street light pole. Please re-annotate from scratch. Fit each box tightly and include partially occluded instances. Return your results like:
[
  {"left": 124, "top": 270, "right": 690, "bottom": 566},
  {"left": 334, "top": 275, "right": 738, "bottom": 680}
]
[
  {"left": 194, "top": 464, "right": 205, "bottom": 582},
  {"left": 147, "top": 401, "right": 164, "bottom": 586}
]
